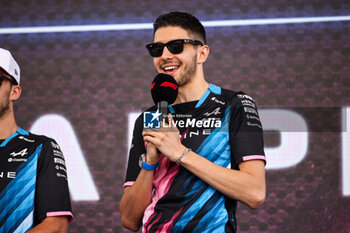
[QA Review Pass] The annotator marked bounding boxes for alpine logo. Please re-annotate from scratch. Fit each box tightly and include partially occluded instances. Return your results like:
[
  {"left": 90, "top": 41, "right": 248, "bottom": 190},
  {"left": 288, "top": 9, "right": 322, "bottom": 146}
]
[
  {"left": 204, "top": 107, "right": 221, "bottom": 117},
  {"left": 10, "top": 148, "right": 28, "bottom": 157},
  {"left": 8, "top": 148, "right": 28, "bottom": 162}
]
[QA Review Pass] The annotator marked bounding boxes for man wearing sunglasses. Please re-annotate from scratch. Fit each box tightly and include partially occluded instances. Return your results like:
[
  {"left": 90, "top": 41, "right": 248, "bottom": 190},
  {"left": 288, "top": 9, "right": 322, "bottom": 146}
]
[
  {"left": 0, "top": 48, "right": 73, "bottom": 233},
  {"left": 121, "top": 12, "right": 266, "bottom": 233}
]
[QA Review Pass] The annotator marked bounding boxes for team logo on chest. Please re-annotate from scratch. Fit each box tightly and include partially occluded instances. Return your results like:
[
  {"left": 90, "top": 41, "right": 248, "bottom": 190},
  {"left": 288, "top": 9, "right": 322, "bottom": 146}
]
[
  {"left": 8, "top": 148, "right": 28, "bottom": 162},
  {"left": 203, "top": 107, "right": 222, "bottom": 117}
]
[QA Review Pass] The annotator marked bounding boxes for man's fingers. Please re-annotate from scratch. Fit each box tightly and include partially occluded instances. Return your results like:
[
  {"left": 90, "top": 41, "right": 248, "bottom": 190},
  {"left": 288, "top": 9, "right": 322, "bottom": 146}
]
[
  {"left": 142, "top": 131, "right": 161, "bottom": 137},
  {"left": 143, "top": 135, "right": 159, "bottom": 146}
]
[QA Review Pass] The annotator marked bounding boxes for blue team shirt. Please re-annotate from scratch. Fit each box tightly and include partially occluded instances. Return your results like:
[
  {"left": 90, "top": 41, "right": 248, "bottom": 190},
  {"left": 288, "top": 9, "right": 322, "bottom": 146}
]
[
  {"left": 0, "top": 127, "right": 73, "bottom": 232},
  {"left": 125, "top": 84, "right": 265, "bottom": 233}
]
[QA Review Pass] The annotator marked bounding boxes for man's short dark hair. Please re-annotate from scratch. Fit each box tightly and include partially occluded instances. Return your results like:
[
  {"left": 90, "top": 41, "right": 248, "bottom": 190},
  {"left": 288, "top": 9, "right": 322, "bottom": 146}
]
[{"left": 153, "top": 11, "right": 207, "bottom": 44}]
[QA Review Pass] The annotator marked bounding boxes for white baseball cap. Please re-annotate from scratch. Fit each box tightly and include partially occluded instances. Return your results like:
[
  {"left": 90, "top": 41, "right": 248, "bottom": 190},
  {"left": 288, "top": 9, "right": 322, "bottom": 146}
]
[{"left": 0, "top": 48, "right": 20, "bottom": 85}]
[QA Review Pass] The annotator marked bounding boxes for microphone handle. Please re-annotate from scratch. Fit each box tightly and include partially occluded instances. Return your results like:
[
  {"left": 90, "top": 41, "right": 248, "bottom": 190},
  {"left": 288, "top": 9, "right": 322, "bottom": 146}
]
[{"left": 158, "top": 101, "right": 168, "bottom": 123}]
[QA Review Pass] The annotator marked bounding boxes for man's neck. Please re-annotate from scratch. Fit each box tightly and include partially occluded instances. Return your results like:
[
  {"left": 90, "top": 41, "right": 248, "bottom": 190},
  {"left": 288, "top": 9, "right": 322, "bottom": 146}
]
[
  {"left": 174, "top": 79, "right": 209, "bottom": 104},
  {"left": 0, "top": 113, "right": 18, "bottom": 140}
]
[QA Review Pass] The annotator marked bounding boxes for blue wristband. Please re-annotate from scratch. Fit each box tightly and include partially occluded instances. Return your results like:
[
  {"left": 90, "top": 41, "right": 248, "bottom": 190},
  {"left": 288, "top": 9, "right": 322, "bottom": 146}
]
[
  {"left": 141, "top": 161, "right": 159, "bottom": 170},
  {"left": 176, "top": 148, "right": 192, "bottom": 165}
]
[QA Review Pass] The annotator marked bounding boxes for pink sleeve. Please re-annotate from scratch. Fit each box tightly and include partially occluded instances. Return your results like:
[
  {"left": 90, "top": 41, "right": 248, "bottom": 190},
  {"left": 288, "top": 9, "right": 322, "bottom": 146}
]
[
  {"left": 242, "top": 155, "right": 266, "bottom": 165},
  {"left": 47, "top": 211, "right": 74, "bottom": 223}
]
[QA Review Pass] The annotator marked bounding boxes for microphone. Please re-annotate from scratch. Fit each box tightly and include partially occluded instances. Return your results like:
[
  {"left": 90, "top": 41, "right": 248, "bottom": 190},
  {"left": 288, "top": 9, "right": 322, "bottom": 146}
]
[{"left": 151, "top": 73, "right": 178, "bottom": 122}]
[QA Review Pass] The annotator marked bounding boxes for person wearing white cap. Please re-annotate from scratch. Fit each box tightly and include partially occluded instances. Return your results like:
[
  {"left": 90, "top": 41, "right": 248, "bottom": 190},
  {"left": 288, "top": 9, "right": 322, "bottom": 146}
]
[{"left": 0, "top": 48, "right": 73, "bottom": 233}]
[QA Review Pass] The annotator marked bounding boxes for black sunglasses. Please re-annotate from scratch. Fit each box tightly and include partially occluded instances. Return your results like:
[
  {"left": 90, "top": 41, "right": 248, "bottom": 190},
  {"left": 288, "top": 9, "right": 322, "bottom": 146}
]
[
  {"left": 146, "top": 39, "right": 204, "bottom": 57},
  {"left": 0, "top": 75, "right": 17, "bottom": 86}
]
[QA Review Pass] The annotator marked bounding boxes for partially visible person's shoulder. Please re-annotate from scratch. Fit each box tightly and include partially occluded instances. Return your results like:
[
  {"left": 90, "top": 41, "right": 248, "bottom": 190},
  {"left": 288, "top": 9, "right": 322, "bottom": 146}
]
[
  {"left": 220, "top": 87, "right": 257, "bottom": 106},
  {"left": 27, "top": 132, "right": 55, "bottom": 144},
  {"left": 220, "top": 87, "right": 240, "bottom": 98},
  {"left": 26, "top": 132, "right": 62, "bottom": 151}
]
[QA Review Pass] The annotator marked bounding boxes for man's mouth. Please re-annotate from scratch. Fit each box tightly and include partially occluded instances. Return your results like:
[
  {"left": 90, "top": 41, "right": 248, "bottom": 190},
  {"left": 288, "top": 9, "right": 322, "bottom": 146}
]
[
  {"left": 163, "top": 66, "right": 177, "bottom": 71},
  {"left": 162, "top": 64, "right": 179, "bottom": 76}
]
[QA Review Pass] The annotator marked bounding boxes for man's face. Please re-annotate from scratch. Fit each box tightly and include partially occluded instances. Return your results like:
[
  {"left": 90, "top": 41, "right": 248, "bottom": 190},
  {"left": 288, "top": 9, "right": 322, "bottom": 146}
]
[
  {"left": 153, "top": 26, "right": 199, "bottom": 87},
  {"left": 0, "top": 72, "right": 12, "bottom": 119}
]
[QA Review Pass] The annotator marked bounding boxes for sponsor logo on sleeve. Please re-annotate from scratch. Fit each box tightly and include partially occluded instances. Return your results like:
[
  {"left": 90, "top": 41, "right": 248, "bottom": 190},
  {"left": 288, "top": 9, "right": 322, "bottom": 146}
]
[
  {"left": 237, "top": 94, "right": 254, "bottom": 101},
  {"left": 241, "top": 99, "right": 256, "bottom": 108},
  {"left": 53, "top": 149, "right": 65, "bottom": 159},
  {"left": 247, "top": 122, "right": 262, "bottom": 128},
  {"left": 55, "top": 165, "right": 67, "bottom": 173},
  {"left": 244, "top": 107, "right": 259, "bottom": 116},
  {"left": 51, "top": 141, "right": 61, "bottom": 150},
  {"left": 57, "top": 173, "right": 68, "bottom": 180},
  {"left": 54, "top": 157, "right": 66, "bottom": 166},
  {"left": 247, "top": 114, "right": 261, "bottom": 121}
]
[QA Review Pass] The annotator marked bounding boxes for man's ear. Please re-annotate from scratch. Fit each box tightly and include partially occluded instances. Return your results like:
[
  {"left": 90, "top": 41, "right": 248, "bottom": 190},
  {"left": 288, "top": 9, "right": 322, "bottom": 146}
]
[
  {"left": 10, "top": 85, "right": 21, "bottom": 101},
  {"left": 197, "top": 45, "right": 210, "bottom": 64}
]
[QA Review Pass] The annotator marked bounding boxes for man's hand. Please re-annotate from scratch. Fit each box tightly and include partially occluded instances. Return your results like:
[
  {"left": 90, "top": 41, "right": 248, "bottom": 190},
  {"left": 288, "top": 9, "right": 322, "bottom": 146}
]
[
  {"left": 142, "top": 114, "right": 186, "bottom": 162},
  {"left": 144, "top": 140, "right": 160, "bottom": 165},
  {"left": 27, "top": 216, "right": 69, "bottom": 233}
]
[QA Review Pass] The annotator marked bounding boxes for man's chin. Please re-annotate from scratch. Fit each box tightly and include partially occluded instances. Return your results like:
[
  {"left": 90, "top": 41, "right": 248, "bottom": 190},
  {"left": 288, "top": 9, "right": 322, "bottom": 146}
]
[{"left": 176, "top": 77, "right": 191, "bottom": 87}]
